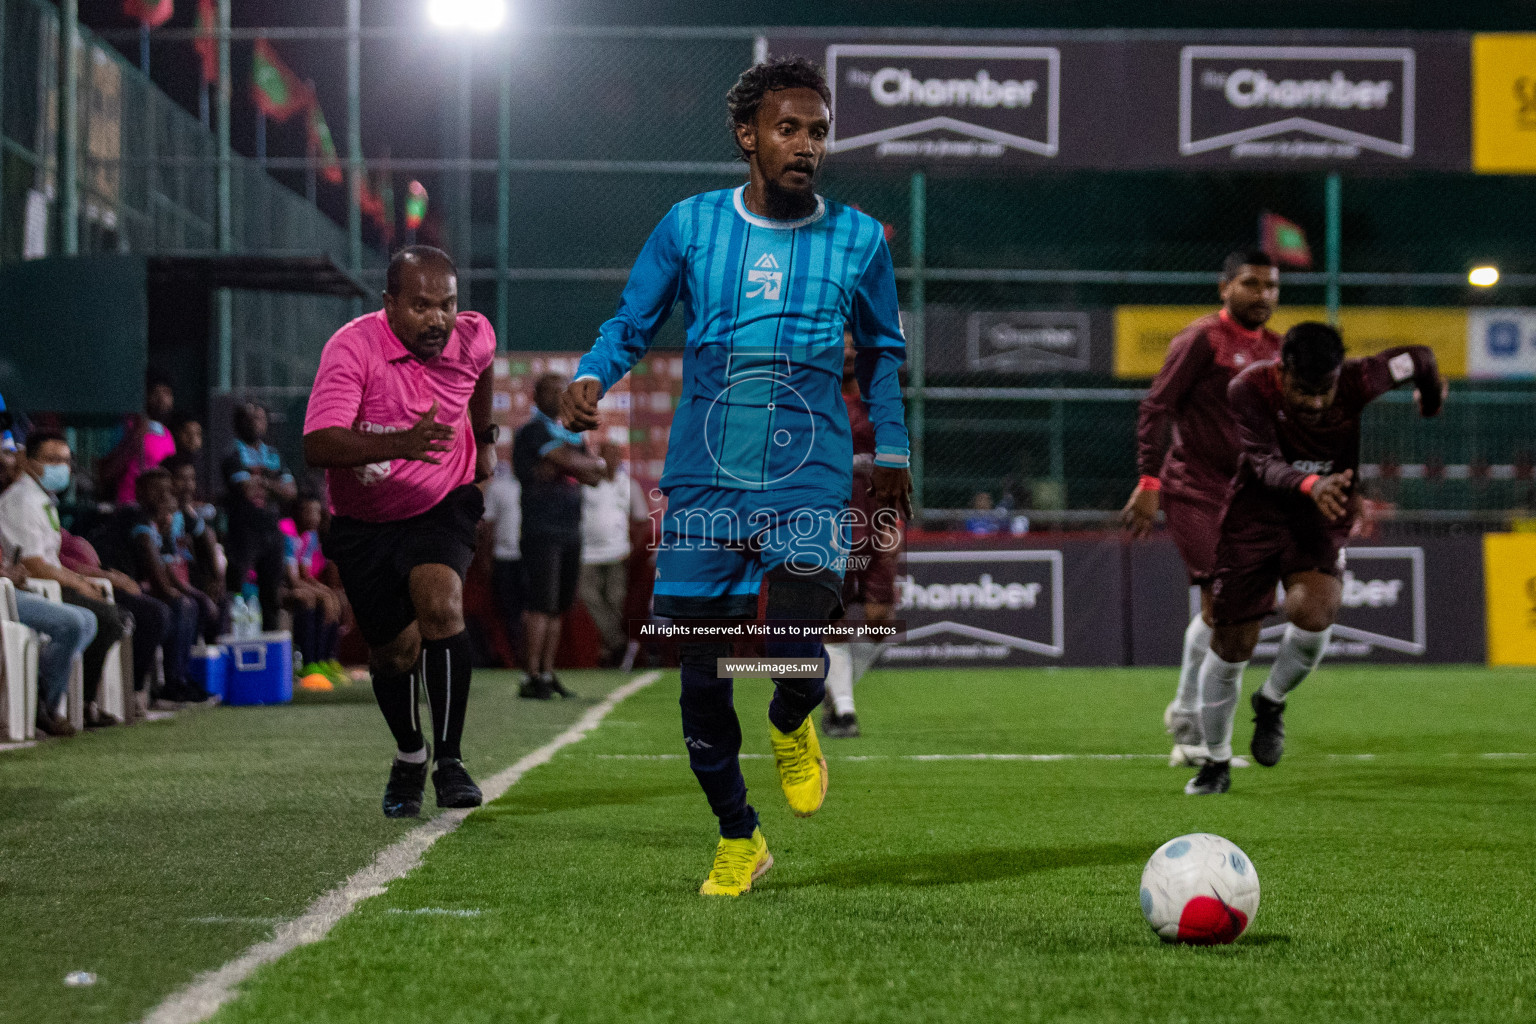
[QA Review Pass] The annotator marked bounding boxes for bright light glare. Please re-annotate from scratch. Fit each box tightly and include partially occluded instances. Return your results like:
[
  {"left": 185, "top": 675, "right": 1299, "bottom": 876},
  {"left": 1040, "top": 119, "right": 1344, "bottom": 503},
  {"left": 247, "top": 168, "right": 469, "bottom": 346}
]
[
  {"left": 1469, "top": 265, "right": 1500, "bottom": 287},
  {"left": 427, "top": 0, "right": 506, "bottom": 31}
]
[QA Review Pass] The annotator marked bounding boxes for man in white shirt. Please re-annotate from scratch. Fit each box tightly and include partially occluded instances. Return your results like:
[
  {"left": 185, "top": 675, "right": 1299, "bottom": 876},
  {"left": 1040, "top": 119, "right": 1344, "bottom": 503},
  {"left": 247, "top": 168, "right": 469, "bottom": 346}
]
[
  {"left": 0, "top": 431, "right": 125, "bottom": 726},
  {"left": 481, "top": 462, "right": 528, "bottom": 681},
  {"left": 579, "top": 442, "right": 647, "bottom": 668}
]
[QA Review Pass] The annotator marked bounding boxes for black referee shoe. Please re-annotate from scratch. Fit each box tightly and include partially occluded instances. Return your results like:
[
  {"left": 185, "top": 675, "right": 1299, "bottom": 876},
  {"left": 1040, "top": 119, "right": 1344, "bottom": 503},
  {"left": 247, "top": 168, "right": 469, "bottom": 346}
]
[
  {"left": 1250, "top": 691, "right": 1287, "bottom": 767},
  {"left": 383, "top": 750, "right": 430, "bottom": 818},
  {"left": 544, "top": 672, "right": 578, "bottom": 699},
  {"left": 432, "top": 758, "right": 484, "bottom": 809},
  {"left": 518, "top": 672, "right": 553, "bottom": 700}
]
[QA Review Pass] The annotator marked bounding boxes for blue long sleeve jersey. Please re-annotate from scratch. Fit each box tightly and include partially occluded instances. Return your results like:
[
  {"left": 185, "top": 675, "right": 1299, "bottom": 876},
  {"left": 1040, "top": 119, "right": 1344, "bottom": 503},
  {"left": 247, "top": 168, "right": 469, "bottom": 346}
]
[{"left": 575, "top": 186, "right": 910, "bottom": 499}]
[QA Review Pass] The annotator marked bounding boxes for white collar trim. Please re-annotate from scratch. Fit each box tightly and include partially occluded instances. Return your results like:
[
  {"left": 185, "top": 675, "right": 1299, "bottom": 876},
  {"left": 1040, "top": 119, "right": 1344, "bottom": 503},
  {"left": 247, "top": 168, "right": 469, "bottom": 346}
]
[{"left": 732, "top": 186, "right": 825, "bottom": 230}]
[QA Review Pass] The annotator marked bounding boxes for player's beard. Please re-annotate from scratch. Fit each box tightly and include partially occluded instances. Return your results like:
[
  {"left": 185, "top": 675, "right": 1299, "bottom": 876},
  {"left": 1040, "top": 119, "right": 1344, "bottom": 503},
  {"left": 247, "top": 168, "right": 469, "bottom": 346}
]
[{"left": 763, "top": 168, "right": 818, "bottom": 221}]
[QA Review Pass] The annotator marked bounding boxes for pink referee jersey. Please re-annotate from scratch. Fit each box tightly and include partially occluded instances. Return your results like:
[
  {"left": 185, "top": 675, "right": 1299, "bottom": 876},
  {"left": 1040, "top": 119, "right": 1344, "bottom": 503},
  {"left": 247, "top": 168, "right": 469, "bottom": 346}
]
[{"left": 304, "top": 309, "right": 495, "bottom": 523}]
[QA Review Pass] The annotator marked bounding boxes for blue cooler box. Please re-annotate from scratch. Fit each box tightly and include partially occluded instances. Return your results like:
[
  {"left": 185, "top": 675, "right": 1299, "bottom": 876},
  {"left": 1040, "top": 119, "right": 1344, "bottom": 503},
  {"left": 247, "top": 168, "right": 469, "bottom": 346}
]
[
  {"left": 216, "top": 632, "right": 294, "bottom": 705},
  {"left": 188, "top": 645, "right": 229, "bottom": 699}
]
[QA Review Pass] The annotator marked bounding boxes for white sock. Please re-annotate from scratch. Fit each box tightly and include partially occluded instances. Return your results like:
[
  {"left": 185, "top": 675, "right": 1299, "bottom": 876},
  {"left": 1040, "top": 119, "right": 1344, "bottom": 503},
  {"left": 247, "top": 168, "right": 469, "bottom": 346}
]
[
  {"left": 395, "top": 745, "right": 428, "bottom": 764},
  {"left": 1261, "top": 624, "right": 1331, "bottom": 703},
  {"left": 1175, "top": 615, "right": 1213, "bottom": 713},
  {"left": 825, "top": 643, "right": 855, "bottom": 715},
  {"left": 849, "top": 640, "right": 882, "bottom": 683},
  {"left": 1198, "top": 650, "right": 1248, "bottom": 763}
]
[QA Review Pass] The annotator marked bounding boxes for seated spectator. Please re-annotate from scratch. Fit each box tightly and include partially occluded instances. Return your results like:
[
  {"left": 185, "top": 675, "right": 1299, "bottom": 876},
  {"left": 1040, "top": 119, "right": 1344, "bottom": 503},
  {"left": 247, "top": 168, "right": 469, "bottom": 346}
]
[
  {"left": 99, "top": 369, "right": 177, "bottom": 506},
  {"left": 163, "top": 452, "right": 225, "bottom": 629},
  {"left": 221, "top": 401, "right": 295, "bottom": 631},
  {"left": 579, "top": 441, "right": 647, "bottom": 668},
  {"left": 0, "top": 440, "right": 96, "bottom": 736},
  {"left": 59, "top": 527, "right": 169, "bottom": 716},
  {"left": 128, "top": 467, "right": 213, "bottom": 701},
  {"left": 170, "top": 415, "right": 204, "bottom": 466},
  {"left": 0, "top": 431, "right": 127, "bottom": 726},
  {"left": 280, "top": 493, "right": 344, "bottom": 682},
  {"left": 964, "top": 491, "right": 1001, "bottom": 536}
]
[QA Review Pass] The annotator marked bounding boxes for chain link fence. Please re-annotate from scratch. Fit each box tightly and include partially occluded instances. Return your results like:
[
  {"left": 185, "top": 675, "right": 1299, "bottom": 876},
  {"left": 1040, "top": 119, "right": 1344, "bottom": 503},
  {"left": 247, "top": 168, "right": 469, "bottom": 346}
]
[{"left": 4, "top": 14, "right": 1534, "bottom": 521}]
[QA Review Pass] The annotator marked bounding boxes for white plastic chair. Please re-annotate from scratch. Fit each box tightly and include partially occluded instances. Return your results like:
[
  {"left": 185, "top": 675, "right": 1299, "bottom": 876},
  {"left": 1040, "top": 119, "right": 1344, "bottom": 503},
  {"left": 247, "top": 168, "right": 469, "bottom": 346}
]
[
  {"left": 0, "top": 578, "right": 39, "bottom": 742},
  {"left": 21, "top": 577, "right": 130, "bottom": 727},
  {"left": 23, "top": 579, "right": 84, "bottom": 730},
  {"left": 91, "top": 579, "right": 127, "bottom": 723}
]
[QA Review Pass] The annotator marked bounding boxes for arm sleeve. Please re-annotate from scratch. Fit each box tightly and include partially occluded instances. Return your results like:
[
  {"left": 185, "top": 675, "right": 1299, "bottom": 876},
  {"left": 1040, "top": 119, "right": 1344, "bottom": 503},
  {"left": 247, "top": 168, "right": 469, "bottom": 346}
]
[
  {"left": 1354, "top": 346, "right": 1442, "bottom": 415},
  {"left": 850, "top": 238, "right": 911, "bottom": 467},
  {"left": 1229, "top": 373, "right": 1310, "bottom": 494},
  {"left": 574, "top": 207, "right": 686, "bottom": 391},
  {"left": 303, "top": 334, "right": 367, "bottom": 434},
  {"left": 1136, "top": 327, "right": 1213, "bottom": 478},
  {"left": 221, "top": 453, "right": 247, "bottom": 488}
]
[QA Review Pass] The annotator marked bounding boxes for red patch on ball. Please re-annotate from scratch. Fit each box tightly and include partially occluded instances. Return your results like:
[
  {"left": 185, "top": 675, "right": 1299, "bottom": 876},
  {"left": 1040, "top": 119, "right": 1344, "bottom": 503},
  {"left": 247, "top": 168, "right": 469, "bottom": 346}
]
[{"left": 1176, "top": 895, "right": 1249, "bottom": 945}]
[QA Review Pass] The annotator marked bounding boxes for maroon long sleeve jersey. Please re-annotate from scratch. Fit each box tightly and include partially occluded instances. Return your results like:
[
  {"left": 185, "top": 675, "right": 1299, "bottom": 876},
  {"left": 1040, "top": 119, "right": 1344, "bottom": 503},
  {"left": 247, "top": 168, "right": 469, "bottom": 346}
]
[
  {"left": 1136, "top": 311, "right": 1282, "bottom": 503},
  {"left": 1225, "top": 346, "right": 1442, "bottom": 534}
]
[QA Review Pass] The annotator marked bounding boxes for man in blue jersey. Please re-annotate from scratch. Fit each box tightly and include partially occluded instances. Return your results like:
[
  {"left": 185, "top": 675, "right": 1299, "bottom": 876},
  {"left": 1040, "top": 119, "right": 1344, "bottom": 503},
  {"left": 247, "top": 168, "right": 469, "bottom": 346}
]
[{"left": 563, "top": 57, "right": 911, "bottom": 896}]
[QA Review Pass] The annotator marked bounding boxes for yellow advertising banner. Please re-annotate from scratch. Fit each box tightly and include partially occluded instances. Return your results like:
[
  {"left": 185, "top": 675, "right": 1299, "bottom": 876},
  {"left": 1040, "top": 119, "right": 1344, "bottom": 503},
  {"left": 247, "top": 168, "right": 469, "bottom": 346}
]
[
  {"left": 1484, "top": 533, "right": 1536, "bottom": 665},
  {"left": 1472, "top": 34, "right": 1536, "bottom": 174},
  {"left": 1114, "top": 306, "right": 1468, "bottom": 379}
]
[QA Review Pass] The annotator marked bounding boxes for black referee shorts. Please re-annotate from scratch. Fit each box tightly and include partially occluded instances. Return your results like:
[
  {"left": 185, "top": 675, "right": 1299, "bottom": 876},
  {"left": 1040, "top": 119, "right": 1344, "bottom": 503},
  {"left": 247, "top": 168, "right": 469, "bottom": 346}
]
[
  {"left": 521, "top": 532, "right": 581, "bottom": 616},
  {"left": 323, "top": 484, "right": 484, "bottom": 648}
]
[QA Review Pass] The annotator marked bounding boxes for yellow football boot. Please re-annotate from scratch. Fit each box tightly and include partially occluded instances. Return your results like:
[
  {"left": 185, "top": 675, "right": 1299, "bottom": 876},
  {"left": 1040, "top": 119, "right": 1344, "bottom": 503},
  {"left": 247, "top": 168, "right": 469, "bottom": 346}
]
[
  {"left": 769, "top": 715, "right": 829, "bottom": 816},
  {"left": 699, "top": 828, "right": 773, "bottom": 896}
]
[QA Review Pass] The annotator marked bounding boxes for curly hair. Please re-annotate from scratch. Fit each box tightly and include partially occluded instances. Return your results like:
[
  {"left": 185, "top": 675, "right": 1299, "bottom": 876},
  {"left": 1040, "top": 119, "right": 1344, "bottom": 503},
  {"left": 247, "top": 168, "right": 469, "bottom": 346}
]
[
  {"left": 725, "top": 56, "right": 831, "bottom": 158},
  {"left": 1281, "top": 321, "right": 1346, "bottom": 385}
]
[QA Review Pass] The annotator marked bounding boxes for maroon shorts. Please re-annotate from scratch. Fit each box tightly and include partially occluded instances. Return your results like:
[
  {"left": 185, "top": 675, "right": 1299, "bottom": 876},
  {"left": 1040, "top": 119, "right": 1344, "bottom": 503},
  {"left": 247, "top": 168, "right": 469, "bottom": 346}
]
[
  {"left": 842, "top": 543, "right": 898, "bottom": 607},
  {"left": 1210, "top": 516, "right": 1345, "bottom": 626},
  {"left": 1162, "top": 491, "right": 1224, "bottom": 586}
]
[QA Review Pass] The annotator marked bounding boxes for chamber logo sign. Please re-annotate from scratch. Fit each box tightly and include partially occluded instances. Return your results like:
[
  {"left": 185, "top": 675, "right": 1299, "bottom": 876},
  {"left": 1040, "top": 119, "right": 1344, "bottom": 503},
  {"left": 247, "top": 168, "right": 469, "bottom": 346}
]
[
  {"left": 966, "top": 311, "right": 1091, "bottom": 372},
  {"left": 1180, "top": 46, "right": 1415, "bottom": 160},
  {"left": 887, "top": 550, "right": 1064, "bottom": 663},
  {"left": 827, "top": 45, "right": 1060, "bottom": 160}
]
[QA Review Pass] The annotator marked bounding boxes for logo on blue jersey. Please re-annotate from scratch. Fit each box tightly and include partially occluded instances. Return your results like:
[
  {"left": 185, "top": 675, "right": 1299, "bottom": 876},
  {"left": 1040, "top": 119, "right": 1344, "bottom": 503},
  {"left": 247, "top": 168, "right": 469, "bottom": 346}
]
[{"left": 746, "top": 252, "right": 783, "bottom": 301}]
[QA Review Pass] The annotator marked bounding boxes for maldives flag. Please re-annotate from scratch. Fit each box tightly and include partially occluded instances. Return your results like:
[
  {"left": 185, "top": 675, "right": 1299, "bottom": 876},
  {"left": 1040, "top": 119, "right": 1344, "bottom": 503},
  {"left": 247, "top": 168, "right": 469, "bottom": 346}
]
[
  {"left": 123, "top": 0, "right": 173, "bottom": 28},
  {"left": 192, "top": 0, "right": 216, "bottom": 83},
  {"left": 307, "top": 102, "right": 343, "bottom": 185},
  {"left": 251, "top": 38, "right": 310, "bottom": 123},
  {"left": 403, "top": 180, "right": 428, "bottom": 231},
  {"left": 1260, "top": 211, "right": 1312, "bottom": 269}
]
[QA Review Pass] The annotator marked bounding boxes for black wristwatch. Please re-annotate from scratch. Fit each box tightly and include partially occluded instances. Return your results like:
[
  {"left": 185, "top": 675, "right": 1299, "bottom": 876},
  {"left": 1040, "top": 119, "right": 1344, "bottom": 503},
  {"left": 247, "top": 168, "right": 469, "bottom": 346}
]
[{"left": 475, "top": 423, "right": 500, "bottom": 446}]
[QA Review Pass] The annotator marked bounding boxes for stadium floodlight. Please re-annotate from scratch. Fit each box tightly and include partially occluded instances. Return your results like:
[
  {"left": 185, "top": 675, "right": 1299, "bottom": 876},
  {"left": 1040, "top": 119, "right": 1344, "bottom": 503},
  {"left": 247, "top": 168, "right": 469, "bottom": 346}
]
[
  {"left": 427, "top": 0, "right": 507, "bottom": 32},
  {"left": 1469, "top": 265, "right": 1500, "bottom": 288}
]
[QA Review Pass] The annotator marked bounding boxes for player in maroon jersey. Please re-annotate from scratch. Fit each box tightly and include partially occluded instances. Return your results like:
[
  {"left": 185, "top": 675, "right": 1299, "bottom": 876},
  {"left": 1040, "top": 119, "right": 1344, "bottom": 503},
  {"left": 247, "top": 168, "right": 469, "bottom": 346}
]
[
  {"left": 1122, "top": 251, "right": 1282, "bottom": 763},
  {"left": 1184, "top": 321, "right": 1446, "bottom": 795},
  {"left": 822, "top": 331, "right": 902, "bottom": 738}
]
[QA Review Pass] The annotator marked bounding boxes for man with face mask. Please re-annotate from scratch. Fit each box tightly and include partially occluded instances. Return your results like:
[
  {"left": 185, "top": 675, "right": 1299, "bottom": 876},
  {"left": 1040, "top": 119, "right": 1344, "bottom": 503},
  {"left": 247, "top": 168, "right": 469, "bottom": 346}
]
[
  {"left": 305, "top": 245, "right": 497, "bottom": 819},
  {"left": 0, "top": 431, "right": 126, "bottom": 727}
]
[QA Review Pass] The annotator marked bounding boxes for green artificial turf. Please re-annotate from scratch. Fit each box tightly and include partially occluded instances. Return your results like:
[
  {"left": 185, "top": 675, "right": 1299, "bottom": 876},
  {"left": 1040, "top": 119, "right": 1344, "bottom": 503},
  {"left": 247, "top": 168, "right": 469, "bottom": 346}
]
[
  {"left": 204, "top": 666, "right": 1536, "bottom": 1024},
  {"left": 0, "top": 671, "right": 622, "bottom": 1024}
]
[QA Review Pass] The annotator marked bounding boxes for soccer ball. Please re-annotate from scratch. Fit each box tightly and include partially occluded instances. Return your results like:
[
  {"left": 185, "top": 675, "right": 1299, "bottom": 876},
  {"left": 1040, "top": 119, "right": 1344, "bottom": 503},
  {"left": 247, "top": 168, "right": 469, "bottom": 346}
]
[{"left": 1139, "top": 833, "right": 1260, "bottom": 945}]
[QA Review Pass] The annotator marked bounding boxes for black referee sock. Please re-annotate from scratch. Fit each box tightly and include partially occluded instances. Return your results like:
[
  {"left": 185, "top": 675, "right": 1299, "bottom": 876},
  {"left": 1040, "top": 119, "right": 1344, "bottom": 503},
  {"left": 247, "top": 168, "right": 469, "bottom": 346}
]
[
  {"left": 372, "top": 666, "right": 425, "bottom": 756},
  {"left": 421, "top": 631, "right": 473, "bottom": 763}
]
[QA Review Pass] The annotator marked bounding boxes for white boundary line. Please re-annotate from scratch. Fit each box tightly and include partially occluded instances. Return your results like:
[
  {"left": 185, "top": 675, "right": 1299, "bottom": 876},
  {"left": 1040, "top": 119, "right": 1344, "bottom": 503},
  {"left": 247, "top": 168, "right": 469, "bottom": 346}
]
[{"left": 142, "top": 670, "right": 661, "bottom": 1024}]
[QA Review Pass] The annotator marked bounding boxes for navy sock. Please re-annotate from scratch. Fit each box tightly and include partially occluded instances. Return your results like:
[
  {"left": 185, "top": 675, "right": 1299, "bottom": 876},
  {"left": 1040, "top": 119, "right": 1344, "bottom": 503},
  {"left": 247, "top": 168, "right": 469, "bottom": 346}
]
[
  {"left": 421, "top": 631, "right": 473, "bottom": 762},
  {"left": 766, "top": 641, "right": 828, "bottom": 734},
  {"left": 679, "top": 663, "right": 757, "bottom": 838},
  {"left": 293, "top": 606, "right": 319, "bottom": 665},
  {"left": 319, "top": 617, "right": 340, "bottom": 661}
]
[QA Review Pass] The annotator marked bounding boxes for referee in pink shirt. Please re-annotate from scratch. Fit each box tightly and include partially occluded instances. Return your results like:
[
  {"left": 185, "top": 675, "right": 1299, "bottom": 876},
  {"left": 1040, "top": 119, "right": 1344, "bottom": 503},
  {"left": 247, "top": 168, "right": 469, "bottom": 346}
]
[{"left": 304, "top": 246, "right": 497, "bottom": 817}]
